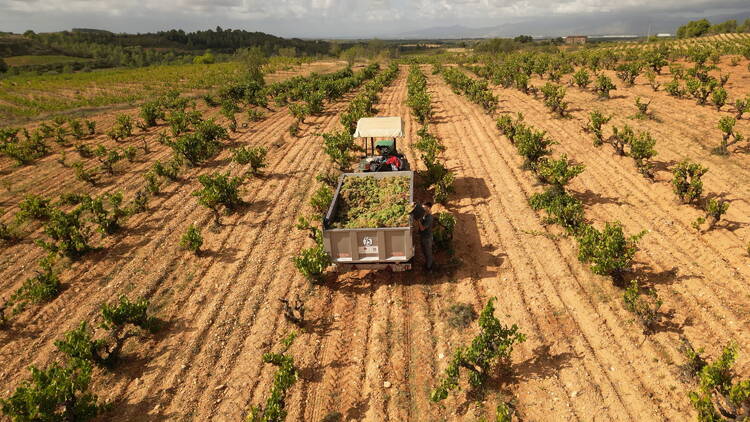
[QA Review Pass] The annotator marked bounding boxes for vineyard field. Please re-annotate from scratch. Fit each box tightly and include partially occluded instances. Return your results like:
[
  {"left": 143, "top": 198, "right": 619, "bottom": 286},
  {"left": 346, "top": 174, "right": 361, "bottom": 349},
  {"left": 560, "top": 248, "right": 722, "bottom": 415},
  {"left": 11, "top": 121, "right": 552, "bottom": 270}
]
[{"left": 1, "top": 53, "right": 750, "bottom": 421}]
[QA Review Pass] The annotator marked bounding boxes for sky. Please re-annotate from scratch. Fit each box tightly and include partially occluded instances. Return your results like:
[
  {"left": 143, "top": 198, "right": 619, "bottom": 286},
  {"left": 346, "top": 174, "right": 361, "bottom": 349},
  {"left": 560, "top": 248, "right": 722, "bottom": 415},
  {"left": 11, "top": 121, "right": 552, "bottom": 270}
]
[{"left": 1, "top": 0, "right": 750, "bottom": 38}]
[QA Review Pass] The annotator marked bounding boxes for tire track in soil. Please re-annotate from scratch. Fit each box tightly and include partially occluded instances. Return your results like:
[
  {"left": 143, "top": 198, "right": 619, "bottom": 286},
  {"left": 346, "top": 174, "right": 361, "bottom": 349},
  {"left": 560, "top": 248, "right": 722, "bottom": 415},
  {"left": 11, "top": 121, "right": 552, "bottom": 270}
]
[{"left": 429, "top": 73, "right": 675, "bottom": 420}]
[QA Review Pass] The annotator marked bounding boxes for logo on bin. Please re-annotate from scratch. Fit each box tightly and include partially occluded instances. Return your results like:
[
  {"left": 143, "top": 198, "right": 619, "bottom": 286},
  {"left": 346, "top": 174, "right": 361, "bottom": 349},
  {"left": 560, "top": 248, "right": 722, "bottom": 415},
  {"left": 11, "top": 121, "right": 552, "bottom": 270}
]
[{"left": 358, "top": 236, "right": 378, "bottom": 254}]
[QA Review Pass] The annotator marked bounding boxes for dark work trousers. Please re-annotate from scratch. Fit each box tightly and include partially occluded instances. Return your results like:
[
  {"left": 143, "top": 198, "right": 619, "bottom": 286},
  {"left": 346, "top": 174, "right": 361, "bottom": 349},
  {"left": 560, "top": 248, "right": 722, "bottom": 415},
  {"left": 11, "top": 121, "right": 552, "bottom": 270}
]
[{"left": 420, "top": 234, "right": 434, "bottom": 270}]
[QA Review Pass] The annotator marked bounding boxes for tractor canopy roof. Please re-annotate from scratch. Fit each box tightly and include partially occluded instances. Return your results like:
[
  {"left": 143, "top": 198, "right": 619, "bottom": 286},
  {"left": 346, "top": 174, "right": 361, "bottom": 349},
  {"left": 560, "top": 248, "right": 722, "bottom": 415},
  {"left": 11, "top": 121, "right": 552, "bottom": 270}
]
[{"left": 353, "top": 116, "right": 404, "bottom": 138}]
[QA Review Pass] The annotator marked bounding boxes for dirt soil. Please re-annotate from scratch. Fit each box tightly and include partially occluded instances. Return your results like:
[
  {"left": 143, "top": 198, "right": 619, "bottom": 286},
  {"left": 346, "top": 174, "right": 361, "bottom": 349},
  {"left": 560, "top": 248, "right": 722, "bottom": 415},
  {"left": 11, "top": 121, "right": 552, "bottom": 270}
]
[{"left": 0, "top": 61, "right": 749, "bottom": 421}]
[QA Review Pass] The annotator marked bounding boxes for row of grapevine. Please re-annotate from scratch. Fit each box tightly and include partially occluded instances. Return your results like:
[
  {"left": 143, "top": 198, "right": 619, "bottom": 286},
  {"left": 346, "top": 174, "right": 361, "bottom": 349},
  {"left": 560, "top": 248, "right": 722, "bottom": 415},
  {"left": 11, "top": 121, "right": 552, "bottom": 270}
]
[
  {"left": 441, "top": 67, "right": 659, "bottom": 335},
  {"left": 407, "top": 65, "right": 454, "bottom": 205},
  {"left": 471, "top": 55, "right": 735, "bottom": 236},
  {"left": 473, "top": 60, "right": 747, "bottom": 417},
  {"left": 407, "top": 66, "right": 518, "bottom": 415},
  {"left": 441, "top": 67, "right": 499, "bottom": 113}
]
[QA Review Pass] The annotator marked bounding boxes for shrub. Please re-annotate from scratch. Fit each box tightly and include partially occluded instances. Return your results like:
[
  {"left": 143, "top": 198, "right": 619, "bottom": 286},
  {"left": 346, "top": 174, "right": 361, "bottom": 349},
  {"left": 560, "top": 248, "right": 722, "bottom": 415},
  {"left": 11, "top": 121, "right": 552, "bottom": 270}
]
[
  {"left": 203, "top": 94, "right": 220, "bottom": 107},
  {"left": 85, "top": 120, "right": 96, "bottom": 135},
  {"left": 139, "top": 101, "right": 164, "bottom": 127},
  {"left": 94, "top": 145, "right": 122, "bottom": 175},
  {"left": 232, "top": 146, "right": 268, "bottom": 174},
  {"left": 171, "top": 132, "right": 222, "bottom": 166},
  {"left": 414, "top": 127, "right": 445, "bottom": 160},
  {"left": 645, "top": 70, "right": 660, "bottom": 92},
  {"left": 127, "top": 190, "right": 148, "bottom": 215},
  {"left": 407, "top": 65, "right": 432, "bottom": 124},
  {"left": 664, "top": 78, "right": 684, "bottom": 98},
  {"left": 221, "top": 100, "right": 240, "bottom": 132},
  {"left": 193, "top": 172, "right": 244, "bottom": 223},
  {"left": 289, "top": 103, "right": 308, "bottom": 124},
  {"left": 433, "top": 212, "right": 456, "bottom": 253},
  {"left": 72, "top": 162, "right": 96, "bottom": 185},
  {"left": 711, "top": 87, "right": 728, "bottom": 111},
  {"left": 540, "top": 83, "right": 568, "bottom": 117},
  {"left": 101, "top": 295, "right": 159, "bottom": 333},
  {"left": 75, "top": 143, "right": 94, "bottom": 158},
  {"left": 610, "top": 125, "right": 634, "bottom": 156},
  {"left": 304, "top": 90, "right": 325, "bottom": 115},
  {"left": 247, "top": 109, "right": 265, "bottom": 122},
  {"left": 586, "top": 110, "right": 611, "bottom": 146},
  {"left": 247, "top": 333, "right": 298, "bottom": 422},
  {"left": 53, "top": 126, "right": 68, "bottom": 146},
  {"left": 144, "top": 171, "right": 161, "bottom": 195},
  {"left": 152, "top": 159, "right": 181, "bottom": 181},
  {"left": 623, "top": 280, "right": 662, "bottom": 333},
  {"left": 7, "top": 257, "right": 60, "bottom": 314},
  {"left": 633, "top": 97, "right": 652, "bottom": 120},
  {"left": 57, "top": 193, "right": 88, "bottom": 206},
  {"left": 687, "top": 343, "right": 750, "bottom": 421},
  {"left": 84, "top": 192, "right": 127, "bottom": 235},
  {"left": 54, "top": 321, "right": 108, "bottom": 365},
  {"left": 123, "top": 146, "right": 137, "bottom": 162},
  {"left": 704, "top": 198, "right": 730, "bottom": 230},
  {"left": 69, "top": 119, "right": 85, "bottom": 140},
  {"left": 166, "top": 110, "right": 198, "bottom": 136},
  {"left": 529, "top": 189, "right": 585, "bottom": 233},
  {"left": 37, "top": 208, "right": 91, "bottom": 259},
  {"left": 0, "top": 358, "right": 104, "bottom": 421},
  {"left": 309, "top": 185, "right": 333, "bottom": 215},
  {"left": 292, "top": 236, "right": 330, "bottom": 284},
  {"left": 536, "top": 154, "right": 585, "bottom": 193},
  {"left": 180, "top": 224, "right": 203, "bottom": 253},
  {"left": 1, "top": 140, "right": 38, "bottom": 165},
  {"left": 106, "top": 114, "right": 133, "bottom": 141},
  {"left": 672, "top": 160, "right": 708, "bottom": 204},
  {"left": 686, "top": 78, "right": 717, "bottom": 105},
  {"left": 629, "top": 131, "right": 657, "bottom": 179},
  {"left": 717, "top": 116, "right": 744, "bottom": 154},
  {"left": 288, "top": 122, "right": 299, "bottom": 137},
  {"left": 594, "top": 74, "right": 616, "bottom": 98},
  {"left": 515, "top": 126, "right": 554, "bottom": 169},
  {"left": 16, "top": 194, "right": 53, "bottom": 222},
  {"left": 572, "top": 68, "right": 590, "bottom": 89},
  {"left": 576, "top": 221, "right": 645, "bottom": 280},
  {"left": 76, "top": 295, "right": 160, "bottom": 365},
  {"left": 615, "top": 61, "right": 643, "bottom": 86},
  {"left": 322, "top": 130, "right": 356, "bottom": 170},
  {"left": 430, "top": 298, "right": 526, "bottom": 402}
]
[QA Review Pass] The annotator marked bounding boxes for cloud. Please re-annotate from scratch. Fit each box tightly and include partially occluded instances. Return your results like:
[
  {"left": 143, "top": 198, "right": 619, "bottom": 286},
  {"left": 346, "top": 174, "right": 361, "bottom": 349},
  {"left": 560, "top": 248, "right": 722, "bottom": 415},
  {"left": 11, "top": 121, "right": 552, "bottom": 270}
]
[{"left": 0, "top": 0, "right": 748, "bottom": 37}]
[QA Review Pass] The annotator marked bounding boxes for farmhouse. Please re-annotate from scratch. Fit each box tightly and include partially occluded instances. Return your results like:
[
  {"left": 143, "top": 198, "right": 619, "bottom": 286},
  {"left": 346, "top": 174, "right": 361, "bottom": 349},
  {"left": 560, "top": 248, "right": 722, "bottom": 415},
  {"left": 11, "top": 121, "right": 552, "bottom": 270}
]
[{"left": 565, "top": 35, "right": 588, "bottom": 45}]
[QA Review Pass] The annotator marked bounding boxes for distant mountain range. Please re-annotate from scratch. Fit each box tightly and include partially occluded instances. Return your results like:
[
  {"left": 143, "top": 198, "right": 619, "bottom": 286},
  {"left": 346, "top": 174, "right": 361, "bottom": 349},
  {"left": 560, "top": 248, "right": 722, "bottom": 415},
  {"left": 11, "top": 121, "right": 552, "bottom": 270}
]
[{"left": 395, "top": 11, "right": 750, "bottom": 39}]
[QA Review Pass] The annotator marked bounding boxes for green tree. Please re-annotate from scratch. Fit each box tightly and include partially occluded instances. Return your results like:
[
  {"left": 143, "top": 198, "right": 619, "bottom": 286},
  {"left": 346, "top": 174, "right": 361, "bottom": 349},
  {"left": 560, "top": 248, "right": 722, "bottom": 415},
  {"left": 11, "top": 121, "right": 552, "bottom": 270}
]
[{"left": 677, "top": 19, "right": 711, "bottom": 38}]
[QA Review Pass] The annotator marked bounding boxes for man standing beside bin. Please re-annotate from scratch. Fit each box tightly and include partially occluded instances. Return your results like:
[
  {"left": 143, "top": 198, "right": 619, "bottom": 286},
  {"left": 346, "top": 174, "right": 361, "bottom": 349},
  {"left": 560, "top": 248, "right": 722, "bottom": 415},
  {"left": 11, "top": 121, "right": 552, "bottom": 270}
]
[{"left": 413, "top": 202, "right": 434, "bottom": 271}]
